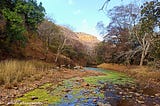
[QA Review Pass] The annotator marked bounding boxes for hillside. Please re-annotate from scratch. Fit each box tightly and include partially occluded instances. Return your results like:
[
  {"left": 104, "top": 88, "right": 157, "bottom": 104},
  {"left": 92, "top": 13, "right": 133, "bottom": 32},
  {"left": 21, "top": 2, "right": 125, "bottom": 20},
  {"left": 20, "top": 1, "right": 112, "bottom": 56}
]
[
  {"left": 76, "top": 32, "right": 100, "bottom": 44},
  {"left": 76, "top": 32, "right": 100, "bottom": 56},
  {"left": 58, "top": 26, "right": 99, "bottom": 65}
]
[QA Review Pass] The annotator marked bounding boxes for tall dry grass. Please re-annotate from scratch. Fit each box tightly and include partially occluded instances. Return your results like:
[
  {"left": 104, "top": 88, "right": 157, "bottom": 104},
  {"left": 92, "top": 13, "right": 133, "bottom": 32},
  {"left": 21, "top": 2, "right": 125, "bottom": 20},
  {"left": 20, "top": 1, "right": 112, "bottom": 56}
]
[
  {"left": 0, "top": 60, "right": 54, "bottom": 86},
  {"left": 97, "top": 63, "right": 127, "bottom": 71},
  {"left": 98, "top": 63, "right": 160, "bottom": 83}
]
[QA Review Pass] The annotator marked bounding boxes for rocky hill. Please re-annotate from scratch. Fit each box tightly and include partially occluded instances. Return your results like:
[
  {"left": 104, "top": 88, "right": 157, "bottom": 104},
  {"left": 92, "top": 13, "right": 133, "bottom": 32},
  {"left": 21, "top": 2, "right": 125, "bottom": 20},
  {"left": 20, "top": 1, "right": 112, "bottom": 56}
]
[
  {"left": 76, "top": 32, "right": 100, "bottom": 44},
  {"left": 76, "top": 32, "right": 100, "bottom": 56}
]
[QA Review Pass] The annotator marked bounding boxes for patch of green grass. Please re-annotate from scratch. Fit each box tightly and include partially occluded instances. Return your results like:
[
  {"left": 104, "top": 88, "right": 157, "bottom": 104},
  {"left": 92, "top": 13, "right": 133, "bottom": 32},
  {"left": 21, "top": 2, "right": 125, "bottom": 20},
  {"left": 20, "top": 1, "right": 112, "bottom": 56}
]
[
  {"left": 39, "top": 83, "right": 52, "bottom": 89},
  {"left": 16, "top": 68, "right": 134, "bottom": 105},
  {"left": 84, "top": 69, "right": 134, "bottom": 85},
  {"left": 17, "top": 88, "right": 61, "bottom": 104}
]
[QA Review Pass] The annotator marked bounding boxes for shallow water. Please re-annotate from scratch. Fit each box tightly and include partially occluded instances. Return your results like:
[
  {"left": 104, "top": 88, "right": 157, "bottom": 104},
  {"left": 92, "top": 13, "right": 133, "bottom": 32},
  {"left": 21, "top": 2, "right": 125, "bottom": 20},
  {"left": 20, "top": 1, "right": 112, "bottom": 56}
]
[
  {"left": 17, "top": 67, "right": 160, "bottom": 106},
  {"left": 50, "top": 67, "right": 135, "bottom": 106}
]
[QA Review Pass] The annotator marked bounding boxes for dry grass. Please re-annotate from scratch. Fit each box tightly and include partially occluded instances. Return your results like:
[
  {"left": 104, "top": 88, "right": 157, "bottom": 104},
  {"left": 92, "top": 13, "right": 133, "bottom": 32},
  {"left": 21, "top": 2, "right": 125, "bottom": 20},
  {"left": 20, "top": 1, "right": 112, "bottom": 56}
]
[
  {"left": 128, "top": 66, "right": 160, "bottom": 81},
  {"left": 98, "top": 63, "right": 160, "bottom": 84},
  {"left": 0, "top": 60, "right": 54, "bottom": 86},
  {"left": 97, "top": 63, "right": 128, "bottom": 71}
]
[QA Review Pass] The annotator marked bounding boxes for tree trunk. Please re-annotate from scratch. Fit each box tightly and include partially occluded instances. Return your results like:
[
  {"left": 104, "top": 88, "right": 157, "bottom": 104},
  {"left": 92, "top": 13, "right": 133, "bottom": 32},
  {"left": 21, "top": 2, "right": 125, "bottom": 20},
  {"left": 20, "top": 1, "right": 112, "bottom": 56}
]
[
  {"left": 139, "top": 40, "right": 150, "bottom": 66},
  {"left": 55, "top": 38, "right": 66, "bottom": 63},
  {"left": 55, "top": 48, "right": 60, "bottom": 63},
  {"left": 140, "top": 50, "right": 145, "bottom": 66}
]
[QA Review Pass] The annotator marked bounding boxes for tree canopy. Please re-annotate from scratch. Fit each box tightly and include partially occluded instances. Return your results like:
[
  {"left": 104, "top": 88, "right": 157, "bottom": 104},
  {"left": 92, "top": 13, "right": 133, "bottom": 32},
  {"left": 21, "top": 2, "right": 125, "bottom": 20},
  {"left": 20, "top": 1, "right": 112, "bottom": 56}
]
[
  {"left": 96, "top": 0, "right": 160, "bottom": 66},
  {"left": 0, "top": 0, "right": 45, "bottom": 46}
]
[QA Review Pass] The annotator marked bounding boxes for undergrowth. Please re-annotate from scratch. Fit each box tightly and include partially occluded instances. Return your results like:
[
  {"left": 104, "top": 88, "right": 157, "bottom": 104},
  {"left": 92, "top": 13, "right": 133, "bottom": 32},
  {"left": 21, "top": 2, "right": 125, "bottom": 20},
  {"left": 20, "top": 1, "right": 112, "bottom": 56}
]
[{"left": 0, "top": 60, "right": 54, "bottom": 87}]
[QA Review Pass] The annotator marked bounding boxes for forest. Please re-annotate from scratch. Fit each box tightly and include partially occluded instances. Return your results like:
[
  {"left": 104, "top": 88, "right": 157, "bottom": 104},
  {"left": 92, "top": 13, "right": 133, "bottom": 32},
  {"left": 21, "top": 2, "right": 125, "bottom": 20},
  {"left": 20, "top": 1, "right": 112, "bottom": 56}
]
[
  {"left": 0, "top": 0, "right": 160, "bottom": 105},
  {"left": 96, "top": 1, "right": 160, "bottom": 67}
]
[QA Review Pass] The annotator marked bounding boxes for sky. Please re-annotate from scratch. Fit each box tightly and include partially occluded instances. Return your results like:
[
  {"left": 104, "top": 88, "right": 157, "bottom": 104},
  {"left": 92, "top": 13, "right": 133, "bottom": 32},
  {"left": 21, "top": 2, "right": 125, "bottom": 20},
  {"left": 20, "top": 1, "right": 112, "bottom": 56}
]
[{"left": 36, "top": 0, "right": 142, "bottom": 40}]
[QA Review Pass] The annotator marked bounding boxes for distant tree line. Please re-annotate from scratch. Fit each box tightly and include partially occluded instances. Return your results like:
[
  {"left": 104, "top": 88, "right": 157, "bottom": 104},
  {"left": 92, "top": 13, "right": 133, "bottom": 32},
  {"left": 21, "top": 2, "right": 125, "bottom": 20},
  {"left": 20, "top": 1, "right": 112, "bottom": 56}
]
[{"left": 96, "top": 0, "right": 160, "bottom": 67}]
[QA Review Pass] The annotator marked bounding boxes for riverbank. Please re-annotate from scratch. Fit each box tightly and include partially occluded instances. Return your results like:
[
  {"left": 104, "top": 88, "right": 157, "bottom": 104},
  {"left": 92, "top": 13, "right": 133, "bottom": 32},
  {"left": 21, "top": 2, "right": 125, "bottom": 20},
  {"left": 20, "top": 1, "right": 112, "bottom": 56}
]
[
  {"left": 16, "top": 67, "right": 160, "bottom": 106},
  {"left": 0, "top": 66, "right": 103, "bottom": 105},
  {"left": 97, "top": 63, "right": 160, "bottom": 93}
]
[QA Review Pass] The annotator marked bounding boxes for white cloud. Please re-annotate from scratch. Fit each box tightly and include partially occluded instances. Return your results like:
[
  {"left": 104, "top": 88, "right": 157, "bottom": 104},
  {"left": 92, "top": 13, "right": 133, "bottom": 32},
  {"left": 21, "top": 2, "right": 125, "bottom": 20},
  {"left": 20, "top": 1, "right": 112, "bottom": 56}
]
[
  {"left": 73, "top": 9, "right": 81, "bottom": 15},
  {"left": 68, "top": 0, "right": 74, "bottom": 5}
]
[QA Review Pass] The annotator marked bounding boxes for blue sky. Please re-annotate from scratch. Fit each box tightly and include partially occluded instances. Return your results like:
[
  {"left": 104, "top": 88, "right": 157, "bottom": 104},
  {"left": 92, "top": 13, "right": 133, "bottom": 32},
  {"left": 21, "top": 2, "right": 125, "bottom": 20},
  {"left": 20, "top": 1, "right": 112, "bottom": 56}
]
[{"left": 37, "top": 0, "right": 141, "bottom": 40}]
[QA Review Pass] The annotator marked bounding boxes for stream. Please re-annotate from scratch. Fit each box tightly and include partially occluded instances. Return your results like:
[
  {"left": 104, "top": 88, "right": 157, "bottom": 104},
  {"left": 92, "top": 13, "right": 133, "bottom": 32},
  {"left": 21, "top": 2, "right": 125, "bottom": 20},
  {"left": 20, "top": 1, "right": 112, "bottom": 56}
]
[{"left": 16, "top": 67, "right": 160, "bottom": 106}]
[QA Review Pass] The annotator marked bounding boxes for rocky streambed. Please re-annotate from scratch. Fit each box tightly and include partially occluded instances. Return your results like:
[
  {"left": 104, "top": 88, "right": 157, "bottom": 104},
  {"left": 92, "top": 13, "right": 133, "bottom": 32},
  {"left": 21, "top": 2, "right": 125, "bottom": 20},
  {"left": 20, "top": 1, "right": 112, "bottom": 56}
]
[{"left": 15, "top": 68, "right": 160, "bottom": 106}]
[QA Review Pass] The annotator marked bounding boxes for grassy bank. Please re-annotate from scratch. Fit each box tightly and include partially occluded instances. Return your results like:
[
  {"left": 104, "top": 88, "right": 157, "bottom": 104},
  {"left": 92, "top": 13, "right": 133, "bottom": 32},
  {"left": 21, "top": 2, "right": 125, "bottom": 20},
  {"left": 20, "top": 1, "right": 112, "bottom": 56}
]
[
  {"left": 0, "top": 60, "right": 54, "bottom": 87},
  {"left": 97, "top": 63, "right": 160, "bottom": 87}
]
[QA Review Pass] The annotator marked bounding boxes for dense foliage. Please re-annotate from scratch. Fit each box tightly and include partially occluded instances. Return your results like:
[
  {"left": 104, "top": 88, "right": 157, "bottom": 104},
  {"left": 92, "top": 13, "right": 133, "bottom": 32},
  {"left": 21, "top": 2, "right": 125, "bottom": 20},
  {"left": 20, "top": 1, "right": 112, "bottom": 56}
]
[
  {"left": 96, "top": 0, "right": 160, "bottom": 67},
  {"left": 0, "top": 0, "right": 45, "bottom": 47}
]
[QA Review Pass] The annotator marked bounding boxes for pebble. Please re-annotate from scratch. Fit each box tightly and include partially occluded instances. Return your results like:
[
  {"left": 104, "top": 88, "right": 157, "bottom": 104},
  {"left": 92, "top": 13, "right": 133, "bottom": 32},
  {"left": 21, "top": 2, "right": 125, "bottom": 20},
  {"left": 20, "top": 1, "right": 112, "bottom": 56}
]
[
  {"left": 97, "top": 102, "right": 112, "bottom": 106},
  {"left": 31, "top": 96, "right": 38, "bottom": 100},
  {"left": 63, "top": 89, "right": 71, "bottom": 93},
  {"left": 135, "top": 93, "right": 141, "bottom": 97},
  {"left": 129, "top": 92, "right": 134, "bottom": 94},
  {"left": 92, "top": 91, "right": 97, "bottom": 94},
  {"left": 81, "top": 82, "right": 90, "bottom": 87},
  {"left": 138, "top": 96, "right": 144, "bottom": 100},
  {"left": 119, "top": 92, "right": 123, "bottom": 95},
  {"left": 122, "top": 96, "right": 126, "bottom": 98},
  {"left": 0, "top": 102, "right": 5, "bottom": 105},
  {"left": 93, "top": 99, "right": 97, "bottom": 102},
  {"left": 126, "top": 95, "right": 132, "bottom": 98},
  {"left": 13, "top": 87, "right": 18, "bottom": 90},
  {"left": 136, "top": 99, "right": 145, "bottom": 104},
  {"left": 155, "top": 93, "right": 160, "bottom": 97},
  {"left": 15, "top": 100, "right": 22, "bottom": 103}
]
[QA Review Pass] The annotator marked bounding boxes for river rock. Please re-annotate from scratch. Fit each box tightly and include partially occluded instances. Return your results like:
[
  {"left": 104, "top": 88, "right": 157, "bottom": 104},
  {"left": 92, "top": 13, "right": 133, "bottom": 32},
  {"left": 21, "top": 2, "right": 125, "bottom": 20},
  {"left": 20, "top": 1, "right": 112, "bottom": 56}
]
[
  {"left": 93, "top": 99, "right": 97, "bottom": 102},
  {"left": 63, "top": 89, "right": 71, "bottom": 93},
  {"left": 129, "top": 91, "right": 134, "bottom": 94},
  {"left": 127, "top": 95, "right": 132, "bottom": 98},
  {"left": 15, "top": 100, "right": 22, "bottom": 104},
  {"left": 135, "top": 93, "right": 141, "bottom": 97},
  {"left": 58, "top": 82, "right": 63, "bottom": 86},
  {"left": 138, "top": 96, "right": 144, "bottom": 101},
  {"left": 155, "top": 93, "right": 160, "bottom": 97},
  {"left": 119, "top": 92, "right": 123, "bottom": 95},
  {"left": 31, "top": 96, "right": 38, "bottom": 100},
  {"left": 75, "top": 77, "right": 84, "bottom": 83},
  {"left": 97, "top": 102, "right": 112, "bottom": 106},
  {"left": 136, "top": 99, "right": 145, "bottom": 104},
  {"left": 131, "top": 86, "right": 137, "bottom": 92},
  {"left": 81, "top": 82, "right": 89, "bottom": 87},
  {"left": 0, "top": 102, "right": 5, "bottom": 105},
  {"left": 141, "top": 104, "right": 147, "bottom": 106}
]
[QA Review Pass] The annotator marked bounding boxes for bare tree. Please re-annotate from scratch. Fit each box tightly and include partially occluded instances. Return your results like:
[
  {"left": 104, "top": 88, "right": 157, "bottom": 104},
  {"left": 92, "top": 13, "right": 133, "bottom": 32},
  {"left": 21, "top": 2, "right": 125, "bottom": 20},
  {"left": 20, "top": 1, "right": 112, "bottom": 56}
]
[
  {"left": 37, "top": 20, "right": 59, "bottom": 60},
  {"left": 133, "top": 1, "right": 160, "bottom": 66}
]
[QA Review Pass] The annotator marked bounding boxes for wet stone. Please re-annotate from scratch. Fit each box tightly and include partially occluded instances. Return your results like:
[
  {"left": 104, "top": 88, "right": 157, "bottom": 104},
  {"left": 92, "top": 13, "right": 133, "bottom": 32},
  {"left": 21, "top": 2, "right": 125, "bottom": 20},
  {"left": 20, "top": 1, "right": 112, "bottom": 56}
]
[
  {"left": 81, "top": 82, "right": 90, "bottom": 87},
  {"left": 129, "top": 91, "right": 134, "bottom": 94},
  {"left": 155, "top": 93, "right": 160, "bottom": 97},
  {"left": 136, "top": 99, "right": 145, "bottom": 104},
  {"left": 135, "top": 93, "right": 141, "bottom": 97},
  {"left": 119, "top": 92, "right": 123, "bottom": 95},
  {"left": 97, "top": 102, "right": 112, "bottom": 106},
  {"left": 15, "top": 100, "right": 22, "bottom": 103},
  {"left": 141, "top": 104, "right": 147, "bottom": 106},
  {"left": 93, "top": 99, "right": 97, "bottom": 102},
  {"left": 138, "top": 96, "right": 144, "bottom": 101},
  {"left": 63, "top": 89, "right": 71, "bottom": 93},
  {"left": 31, "top": 96, "right": 38, "bottom": 100}
]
